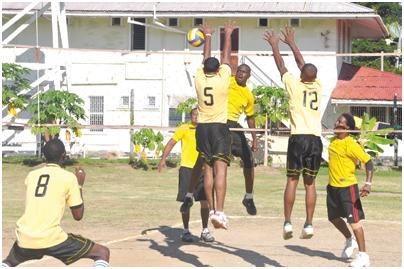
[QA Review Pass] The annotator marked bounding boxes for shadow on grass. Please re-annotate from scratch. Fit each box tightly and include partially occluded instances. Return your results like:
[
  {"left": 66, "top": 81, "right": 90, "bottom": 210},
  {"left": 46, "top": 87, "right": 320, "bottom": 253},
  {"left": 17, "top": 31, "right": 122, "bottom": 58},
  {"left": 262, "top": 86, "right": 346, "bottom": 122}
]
[
  {"left": 138, "top": 226, "right": 282, "bottom": 267},
  {"left": 285, "top": 245, "right": 346, "bottom": 262}
]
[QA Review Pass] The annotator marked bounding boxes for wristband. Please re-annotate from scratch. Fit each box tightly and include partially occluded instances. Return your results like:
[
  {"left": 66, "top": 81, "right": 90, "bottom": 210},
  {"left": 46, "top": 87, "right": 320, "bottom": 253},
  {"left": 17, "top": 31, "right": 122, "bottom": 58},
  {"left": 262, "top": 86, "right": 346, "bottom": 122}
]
[
  {"left": 205, "top": 33, "right": 212, "bottom": 37},
  {"left": 365, "top": 182, "right": 372, "bottom": 186}
]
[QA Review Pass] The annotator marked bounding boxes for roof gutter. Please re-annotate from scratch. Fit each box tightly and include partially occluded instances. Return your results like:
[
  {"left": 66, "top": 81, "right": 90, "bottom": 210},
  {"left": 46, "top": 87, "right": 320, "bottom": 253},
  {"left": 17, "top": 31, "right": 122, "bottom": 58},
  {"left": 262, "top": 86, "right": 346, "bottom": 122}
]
[{"left": 331, "top": 99, "right": 402, "bottom": 105}]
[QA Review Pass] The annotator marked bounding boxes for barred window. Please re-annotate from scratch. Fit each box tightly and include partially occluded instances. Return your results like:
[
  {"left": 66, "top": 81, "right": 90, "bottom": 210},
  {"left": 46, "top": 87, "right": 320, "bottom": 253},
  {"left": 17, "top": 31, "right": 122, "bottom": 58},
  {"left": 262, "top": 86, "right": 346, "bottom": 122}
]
[
  {"left": 89, "top": 96, "right": 104, "bottom": 132},
  {"left": 369, "top": 107, "right": 386, "bottom": 122},
  {"left": 169, "top": 108, "right": 191, "bottom": 127},
  {"left": 350, "top": 106, "right": 367, "bottom": 118}
]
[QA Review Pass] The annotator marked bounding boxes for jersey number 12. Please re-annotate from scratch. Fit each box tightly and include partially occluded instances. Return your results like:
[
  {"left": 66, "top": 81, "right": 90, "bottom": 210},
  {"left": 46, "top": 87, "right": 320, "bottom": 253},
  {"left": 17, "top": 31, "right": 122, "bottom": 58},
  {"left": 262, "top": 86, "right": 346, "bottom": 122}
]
[{"left": 303, "top": 90, "right": 319, "bottom": 111}]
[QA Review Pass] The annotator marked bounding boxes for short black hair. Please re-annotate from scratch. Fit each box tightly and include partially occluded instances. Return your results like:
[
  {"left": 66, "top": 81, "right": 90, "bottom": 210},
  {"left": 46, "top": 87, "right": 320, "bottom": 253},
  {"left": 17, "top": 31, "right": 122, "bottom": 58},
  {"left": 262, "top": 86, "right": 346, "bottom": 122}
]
[
  {"left": 237, "top": 64, "right": 251, "bottom": 73},
  {"left": 43, "top": 138, "right": 66, "bottom": 163},
  {"left": 341, "top": 113, "right": 356, "bottom": 134},
  {"left": 301, "top": 63, "right": 317, "bottom": 80},
  {"left": 203, "top": 57, "right": 220, "bottom": 73}
]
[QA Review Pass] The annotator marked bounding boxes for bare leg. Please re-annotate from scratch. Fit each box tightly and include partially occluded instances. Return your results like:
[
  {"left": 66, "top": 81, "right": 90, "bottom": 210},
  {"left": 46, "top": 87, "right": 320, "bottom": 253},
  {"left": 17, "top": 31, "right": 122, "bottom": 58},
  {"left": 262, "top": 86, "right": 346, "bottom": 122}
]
[
  {"left": 243, "top": 167, "right": 254, "bottom": 194},
  {"left": 182, "top": 211, "right": 190, "bottom": 229},
  {"left": 200, "top": 200, "right": 209, "bottom": 228},
  {"left": 284, "top": 176, "right": 299, "bottom": 222},
  {"left": 303, "top": 175, "right": 317, "bottom": 225},
  {"left": 213, "top": 160, "right": 228, "bottom": 211},
  {"left": 203, "top": 163, "right": 214, "bottom": 211},
  {"left": 84, "top": 243, "right": 110, "bottom": 262},
  {"left": 330, "top": 217, "right": 352, "bottom": 239},
  {"left": 351, "top": 223, "right": 366, "bottom": 252}
]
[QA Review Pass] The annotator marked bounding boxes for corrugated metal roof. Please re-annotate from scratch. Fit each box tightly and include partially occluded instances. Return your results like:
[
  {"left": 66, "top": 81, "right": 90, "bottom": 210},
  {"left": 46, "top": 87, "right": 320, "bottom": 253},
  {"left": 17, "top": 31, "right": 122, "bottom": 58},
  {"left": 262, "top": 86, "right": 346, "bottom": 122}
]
[
  {"left": 332, "top": 63, "right": 402, "bottom": 101},
  {"left": 2, "top": 2, "right": 377, "bottom": 15}
]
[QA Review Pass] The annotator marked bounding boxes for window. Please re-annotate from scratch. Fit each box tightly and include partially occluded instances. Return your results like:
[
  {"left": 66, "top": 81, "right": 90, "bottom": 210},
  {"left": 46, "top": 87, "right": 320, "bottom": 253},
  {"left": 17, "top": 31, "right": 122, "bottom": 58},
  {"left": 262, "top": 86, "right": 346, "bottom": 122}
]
[
  {"left": 369, "top": 107, "right": 386, "bottom": 122},
  {"left": 131, "top": 18, "right": 145, "bottom": 50},
  {"left": 89, "top": 96, "right": 104, "bottom": 132},
  {"left": 147, "top": 96, "right": 156, "bottom": 107},
  {"left": 112, "top": 17, "right": 121, "bottom": 26},
  {"left": 194, "top": 18, "right": 203, "bottom": 26},
  {"left": 120, "top": 96, "right": 129, "bottom": 107},
  {"left": 168, "top": 18, "right": 178, "bottom": 27},
  {"left": 290, "top": 18, "right": 300, "bottom": 27},
  {"left": 258, "top": 18, "right": 268, "bottom": 27},
  {"left": 350, "top": 106, "right": 367, "bottom": 118},
  {"left": 389, "top": 107, "right": 402, "bottom": 126},
  {"left": 169, "top": 108, "right": 192, "bottom": 127}
]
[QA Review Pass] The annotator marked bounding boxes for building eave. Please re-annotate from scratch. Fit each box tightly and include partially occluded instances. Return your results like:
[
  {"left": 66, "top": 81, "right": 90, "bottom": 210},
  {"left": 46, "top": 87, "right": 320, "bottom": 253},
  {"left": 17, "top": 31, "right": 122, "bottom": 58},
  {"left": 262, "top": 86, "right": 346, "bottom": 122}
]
[{"left": 331, "top": 99, "right": 403, "bottom": 106}]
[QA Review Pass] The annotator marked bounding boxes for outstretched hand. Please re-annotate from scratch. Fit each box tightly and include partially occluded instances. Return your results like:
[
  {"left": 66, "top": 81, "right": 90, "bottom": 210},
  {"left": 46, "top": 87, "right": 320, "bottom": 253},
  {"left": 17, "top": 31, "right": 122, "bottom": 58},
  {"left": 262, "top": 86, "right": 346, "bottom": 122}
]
[
  {"left": 263, "top": 30, "right": 280, "bottom": 47},
  {"left": 224, "top": 20, "right": 236, "bottom": 35},
  {"left": 280, "top": 26, "right": 296, "bottom": 46},
  {"left": 360, "top": 184, "right": 371, "bottom": 197},
  {"left": 200, "top": 23, "right": 214, "bottom": 36},
  {"left": 157, "top": 159, "right": 166, "bottom": 173}
]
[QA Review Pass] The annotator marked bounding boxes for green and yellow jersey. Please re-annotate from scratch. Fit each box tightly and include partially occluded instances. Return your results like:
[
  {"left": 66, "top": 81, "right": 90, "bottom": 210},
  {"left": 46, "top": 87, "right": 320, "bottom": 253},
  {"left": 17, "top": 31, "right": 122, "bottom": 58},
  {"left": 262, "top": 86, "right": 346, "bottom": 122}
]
[
  {"left": 16, "top": 164, "right": 82, "bottom": 249},
  {"left": 328, "top": 136, "right": 371, "bottom": 187},
  {"left": 282, "top": 72, "right": 322, "bottom": 136},
  {"left": 172, "top": 123, "right": 199, "bottom": 168},
  {"left": 227, "top": 76, "right": 255, "bottom": 121},
  {"left": 195, "top": 64, "right": 232, "bottom": 123}
]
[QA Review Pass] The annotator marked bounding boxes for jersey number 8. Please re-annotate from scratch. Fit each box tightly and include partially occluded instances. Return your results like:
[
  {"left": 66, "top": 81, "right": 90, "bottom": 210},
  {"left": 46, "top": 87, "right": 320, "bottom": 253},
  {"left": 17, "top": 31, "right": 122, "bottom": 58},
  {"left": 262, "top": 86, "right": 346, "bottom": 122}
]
[{"left": 35, "top": 174, "right": 50, "bottom": 197}]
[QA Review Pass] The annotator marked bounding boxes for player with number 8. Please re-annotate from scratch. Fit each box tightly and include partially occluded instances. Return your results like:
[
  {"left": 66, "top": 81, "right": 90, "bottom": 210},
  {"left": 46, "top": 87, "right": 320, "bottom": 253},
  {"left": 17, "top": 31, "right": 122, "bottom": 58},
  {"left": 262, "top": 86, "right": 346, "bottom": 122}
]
[{"left": 264, "top": 26, "right": 323, "bottom": 240}]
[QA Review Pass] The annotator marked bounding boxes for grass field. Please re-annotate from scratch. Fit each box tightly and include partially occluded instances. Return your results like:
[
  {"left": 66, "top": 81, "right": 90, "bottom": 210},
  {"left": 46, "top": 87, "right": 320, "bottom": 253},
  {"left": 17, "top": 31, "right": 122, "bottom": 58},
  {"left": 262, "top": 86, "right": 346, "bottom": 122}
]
[{"left": 2, "top": 158, "right": 402, "bottom": 266}]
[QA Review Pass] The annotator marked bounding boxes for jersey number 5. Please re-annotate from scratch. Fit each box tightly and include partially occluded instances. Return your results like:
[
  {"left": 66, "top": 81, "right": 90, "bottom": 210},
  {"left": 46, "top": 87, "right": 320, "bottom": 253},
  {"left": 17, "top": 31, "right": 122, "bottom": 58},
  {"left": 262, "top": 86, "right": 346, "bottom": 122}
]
[
  {"left": 35, "top": 175, "right": 50, "bottom": 197},
  {"left": 204, "top": 87, "right": 214, "bottom": 106},
  {"left": 303, "top": 90, "right": 319, "bottom": 111}
]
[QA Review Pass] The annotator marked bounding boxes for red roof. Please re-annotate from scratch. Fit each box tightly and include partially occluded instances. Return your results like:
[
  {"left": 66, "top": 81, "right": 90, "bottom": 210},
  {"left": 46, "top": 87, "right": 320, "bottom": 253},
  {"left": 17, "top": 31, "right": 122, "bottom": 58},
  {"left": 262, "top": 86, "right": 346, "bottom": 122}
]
[{"left": 331, "top": 63, "right": 402, "bottom": 101}]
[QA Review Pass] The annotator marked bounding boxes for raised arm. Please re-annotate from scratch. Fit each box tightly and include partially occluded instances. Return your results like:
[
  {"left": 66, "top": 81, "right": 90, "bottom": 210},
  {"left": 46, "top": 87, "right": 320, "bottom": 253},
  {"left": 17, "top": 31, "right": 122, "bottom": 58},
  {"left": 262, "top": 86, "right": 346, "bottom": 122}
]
[
  {"left": 280, "top": 26, "right": 305, "bottom": 71},
  {"left": 263, "top": 30, "right": 288, "bottom": 77},
  {"left": 221, "top": 21, "right": 236, "bottom": 65},
  {"left": 158, "top": 139, "right": 177, "bottom": 172},
  {"left": 200, "top": 23, "right": 214, "bottom": 63},
  {"left": 70, "top": 167, "right": 85, "bottom": 221}
]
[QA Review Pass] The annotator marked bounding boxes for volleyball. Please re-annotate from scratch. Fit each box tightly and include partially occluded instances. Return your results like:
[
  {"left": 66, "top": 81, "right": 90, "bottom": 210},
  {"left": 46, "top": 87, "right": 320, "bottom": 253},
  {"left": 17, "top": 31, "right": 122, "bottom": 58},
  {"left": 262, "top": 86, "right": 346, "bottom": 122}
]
[{"left": 187, "top": 28, "right": 205, "bottom": 47}]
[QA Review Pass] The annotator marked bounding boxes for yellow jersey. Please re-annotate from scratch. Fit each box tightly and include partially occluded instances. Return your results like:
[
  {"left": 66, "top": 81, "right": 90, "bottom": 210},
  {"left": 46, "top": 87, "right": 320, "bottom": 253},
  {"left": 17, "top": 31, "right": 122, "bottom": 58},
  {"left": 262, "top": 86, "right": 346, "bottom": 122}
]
[
  {"left": 227, "top": 76, "right": 255, "bottom": 121},
  {"left": 172, "top": 123, "right": 199, "bottom": 168},
  {"left": 195, "top": 64, "right": 232, "bottom": 123},
  {"left": 328, "top": 136, "right": 371, "bottom": 187},
  {"left": 16, "top": 164, "right": 83, "bottom": 249},
  {"left": 282, "top": 72, "right": 322, "bottom": 136}
]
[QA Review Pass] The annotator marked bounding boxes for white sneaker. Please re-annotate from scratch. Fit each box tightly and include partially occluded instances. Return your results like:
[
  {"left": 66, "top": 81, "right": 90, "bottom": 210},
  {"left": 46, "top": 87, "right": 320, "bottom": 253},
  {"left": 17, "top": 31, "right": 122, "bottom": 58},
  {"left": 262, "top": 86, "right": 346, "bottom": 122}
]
[
  {"left": 350, "top": 252, "right": 370, "bottom": 267},
  {"left": 283, "top": 222, "right": 293, "bottom": 240},
  {"left": 210, "top": 211, "right": 229, "bottom": 229},
  {"left": 342, "top": 236, "right": 359, "bottom": 259},
  {"left": 300, "top": 224, "right": 314, "bottom": 239}
]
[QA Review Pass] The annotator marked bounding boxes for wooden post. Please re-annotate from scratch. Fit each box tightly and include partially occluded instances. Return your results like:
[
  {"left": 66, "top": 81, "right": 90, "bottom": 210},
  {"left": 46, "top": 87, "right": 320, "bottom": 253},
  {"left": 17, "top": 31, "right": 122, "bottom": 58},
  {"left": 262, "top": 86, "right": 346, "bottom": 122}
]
[
  {"left": 129, "top": 89, "right": 134, "bottom": 162},
  {"left": 264, "top": 114, "right": 268, "bottom": 167}
]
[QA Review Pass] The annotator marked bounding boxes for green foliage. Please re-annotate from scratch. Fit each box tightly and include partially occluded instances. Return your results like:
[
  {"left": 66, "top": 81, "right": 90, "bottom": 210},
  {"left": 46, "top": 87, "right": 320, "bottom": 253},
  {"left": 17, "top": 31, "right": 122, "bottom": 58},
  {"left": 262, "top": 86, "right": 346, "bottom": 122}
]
[
  {"left": 357, "top": 2, "right": 401, "bottom": 26},
  {"left": 27, "top": 90, "right": 86, "bottom": 136},
  {"left": 2, "top": 63, "right": 31, "bottom": 115},
  {"left": 176, "top": 97, "right": 197, "bottom": 115},
  {"left": 357, "top": 113, "right": 395, "bottom": 158},
  {"left": 131, "top": 128, "right": 164, "bottom": 152},
  {"left": 252, "top": 86, "right": 289, "bottom": 127}
]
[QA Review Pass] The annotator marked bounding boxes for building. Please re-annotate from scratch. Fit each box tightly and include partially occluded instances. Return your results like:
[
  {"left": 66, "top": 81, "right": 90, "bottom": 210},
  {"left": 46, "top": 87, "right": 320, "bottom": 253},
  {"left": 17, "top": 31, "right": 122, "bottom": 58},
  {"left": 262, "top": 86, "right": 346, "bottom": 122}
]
[{"left": 2, "top": 2, "right": 390, "bottom": 159}]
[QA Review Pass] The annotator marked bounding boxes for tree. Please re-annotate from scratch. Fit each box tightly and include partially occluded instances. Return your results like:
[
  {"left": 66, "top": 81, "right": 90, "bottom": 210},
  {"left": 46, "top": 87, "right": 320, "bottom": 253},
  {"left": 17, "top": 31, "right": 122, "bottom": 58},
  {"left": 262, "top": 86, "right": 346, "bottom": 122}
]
[
  {"left": 2, "top": 63, "right": 30, "bottom": 118},
  {"left": 176, "top": 97, "right": 197, "bottom": 123},
  {"left": 252, "top": 86, "right": 289, "bottom": 128},
  {"left": 131, "top": 128, "right": 164, "bottom": 160},
  {"left": 27, "top": 90, "right": 86, "bottom": 141}
]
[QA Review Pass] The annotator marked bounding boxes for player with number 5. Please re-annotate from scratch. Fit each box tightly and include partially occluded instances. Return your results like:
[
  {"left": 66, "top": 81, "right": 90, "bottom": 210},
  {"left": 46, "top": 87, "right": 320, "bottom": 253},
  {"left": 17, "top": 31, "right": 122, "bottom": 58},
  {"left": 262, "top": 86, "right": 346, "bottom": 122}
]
[
  {"left": 194, "top": 21, "right": 235, "bottom": 230},
  {"left": 264, "top": 26, "right": 323, "bottom": 240}
]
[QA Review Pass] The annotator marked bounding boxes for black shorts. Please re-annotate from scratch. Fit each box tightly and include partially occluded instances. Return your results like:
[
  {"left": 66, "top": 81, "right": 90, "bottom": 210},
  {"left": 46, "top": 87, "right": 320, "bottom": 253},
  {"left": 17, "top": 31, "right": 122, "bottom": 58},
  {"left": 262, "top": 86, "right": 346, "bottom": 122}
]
[
  {"left": 196, "top": 123, "right": 231, "bottom": 166},
  {"left": 327, "top": 184, "right": 365, "bottom": 223},
  {"left": 227, "top": 120, "right": 254, "bottom": 168},
  {"left": 177, "top": 166, "right": 206, "bottom": 202},
  {"left": 5, "top": 233, "right": 94, "bottom": 265},
  {"left": 286, "top": 134, "right": 323, "bottom": 178}
]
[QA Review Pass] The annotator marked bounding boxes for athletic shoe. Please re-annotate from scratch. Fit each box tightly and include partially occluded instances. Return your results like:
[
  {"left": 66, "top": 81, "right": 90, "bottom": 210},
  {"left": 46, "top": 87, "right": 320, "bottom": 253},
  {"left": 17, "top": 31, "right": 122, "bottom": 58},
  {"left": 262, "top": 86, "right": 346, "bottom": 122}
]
[
  {"left": 200, "top": 231, "right": 215, "bottom": 242},
  {"left": 341, "top": 236, "right": 359, "bottom": 259},
  {"left": 210, "top": 212, "right": 229, "bottom": 229},
  {"left": 300, "top": 224, "right": 314, "bottom": 239},
  {"left": 283, "top": 222, "right": 293, "bottom": 240},
  {"left": 242, "top": 197, "right": 257, "bottom": 215},
  {"left": 181, "top": 231, "right": 193, "bottom": 242},
  {"left": 349, "top": 252, "right": 370, "bottom": 267},
  {"left": 180, "top": 197, "right": 193, "bottom": 213}
]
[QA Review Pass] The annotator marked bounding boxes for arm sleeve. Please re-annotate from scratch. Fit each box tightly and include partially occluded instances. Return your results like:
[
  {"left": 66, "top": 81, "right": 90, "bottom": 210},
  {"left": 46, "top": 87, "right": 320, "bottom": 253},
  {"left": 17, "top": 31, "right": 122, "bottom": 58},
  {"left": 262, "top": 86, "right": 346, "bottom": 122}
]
[
  {"left": 219, "top": 64, "right": 232, "bottom": 78},
  {"left": 66, "top": 175, "right": 83, "bottom": 208},
  {"left": 244, "top": 90, "right": 255, "bottom": 117},
  {"left": 172, "top": 127, "right": 184, "bottom": 142},
  {"left": 347, "top": 141, "right": 371, "bottom": 164},
  {"left": 196, "top": 64, "right": 205, "bottom": 79}
]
